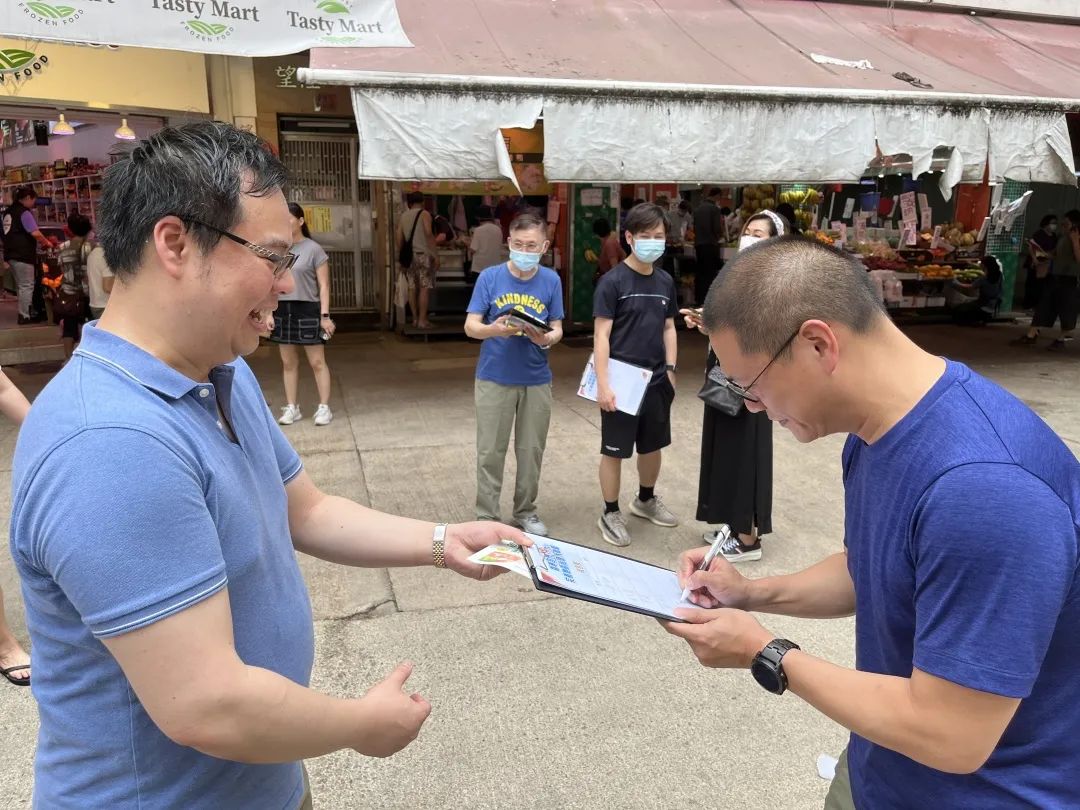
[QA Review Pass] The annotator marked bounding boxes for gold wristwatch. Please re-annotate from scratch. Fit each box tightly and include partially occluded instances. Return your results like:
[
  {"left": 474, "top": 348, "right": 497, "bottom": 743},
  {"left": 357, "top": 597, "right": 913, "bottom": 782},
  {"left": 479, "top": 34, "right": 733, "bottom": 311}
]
[{"left": 432, "top": 523, "right": 448, "bottom": 568}]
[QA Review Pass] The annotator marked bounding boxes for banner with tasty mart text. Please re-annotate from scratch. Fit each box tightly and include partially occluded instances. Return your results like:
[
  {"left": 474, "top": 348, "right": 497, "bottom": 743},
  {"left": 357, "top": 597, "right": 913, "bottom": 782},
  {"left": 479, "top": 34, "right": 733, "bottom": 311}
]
[{"left": 0, "top": 0, "right": 411, "bottom": 56}]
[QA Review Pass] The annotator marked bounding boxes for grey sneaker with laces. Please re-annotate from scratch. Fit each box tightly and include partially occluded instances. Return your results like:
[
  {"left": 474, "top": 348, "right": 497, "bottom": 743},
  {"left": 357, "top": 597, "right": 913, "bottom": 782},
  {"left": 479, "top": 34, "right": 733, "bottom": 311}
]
[
  {"left": 598, "top": 510, "right": 632, "bottom": 547},
  {"left": 629, "top": 495, "right": 679, "bottom": 527},
  {"left": 516, "top": 513, "right": 549, "bottom": 537},
  {"left": 717, "top": 532, "right": 763, "bottom": 563}
]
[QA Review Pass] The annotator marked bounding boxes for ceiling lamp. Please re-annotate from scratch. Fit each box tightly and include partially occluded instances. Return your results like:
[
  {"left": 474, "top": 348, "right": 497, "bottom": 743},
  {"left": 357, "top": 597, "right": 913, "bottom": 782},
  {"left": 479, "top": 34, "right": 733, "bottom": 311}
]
[
  {"left": 114, "top": 118, "right": 136, "bottom": 141},
  {"left": 52, "top": 113, "right": 74, "bottom": 136}
]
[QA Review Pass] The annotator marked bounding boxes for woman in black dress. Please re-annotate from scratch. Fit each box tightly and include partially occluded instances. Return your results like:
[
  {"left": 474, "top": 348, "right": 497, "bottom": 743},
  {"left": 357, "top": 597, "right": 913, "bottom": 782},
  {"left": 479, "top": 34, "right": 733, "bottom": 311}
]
[{"left": 686, "top": 210, "right": 785, "bottom": 563}]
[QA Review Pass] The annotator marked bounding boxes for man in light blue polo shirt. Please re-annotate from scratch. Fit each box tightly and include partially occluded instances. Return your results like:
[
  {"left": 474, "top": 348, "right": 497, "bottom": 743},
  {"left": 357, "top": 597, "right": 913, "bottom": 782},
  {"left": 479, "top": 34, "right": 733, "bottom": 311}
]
[{"left": 9, "top": 121, "right": 526, "bottom": 810}]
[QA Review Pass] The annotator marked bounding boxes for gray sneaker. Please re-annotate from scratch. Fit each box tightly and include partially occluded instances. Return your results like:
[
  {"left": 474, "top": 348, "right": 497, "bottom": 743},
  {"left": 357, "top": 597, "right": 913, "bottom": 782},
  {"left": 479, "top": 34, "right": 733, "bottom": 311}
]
[
  {"left": 598, "top": 510, "right": 631, "bottom": 547},
  {"left": 629, "top": 495, "right": 679, "bottom": 527},
  {"left": 516, "top": 513, "right": 549, "bottom": 537}
]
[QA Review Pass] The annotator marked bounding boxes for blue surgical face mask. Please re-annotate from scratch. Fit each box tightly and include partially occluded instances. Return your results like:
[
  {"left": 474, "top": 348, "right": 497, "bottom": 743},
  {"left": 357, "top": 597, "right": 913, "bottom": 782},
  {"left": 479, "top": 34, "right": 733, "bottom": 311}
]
[
  {"left": 632, "top": 238, "right": 666, "bottom": 264},
  {"left": 509, "top": 249, "right": 542, "bottom": 272}
]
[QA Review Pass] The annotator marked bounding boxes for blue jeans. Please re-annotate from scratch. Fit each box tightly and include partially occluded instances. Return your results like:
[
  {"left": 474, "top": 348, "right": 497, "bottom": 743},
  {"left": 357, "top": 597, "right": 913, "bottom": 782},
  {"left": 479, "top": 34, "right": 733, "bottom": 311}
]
[{"left": 10, "top": 260, "right": 34, "bottom": 319}]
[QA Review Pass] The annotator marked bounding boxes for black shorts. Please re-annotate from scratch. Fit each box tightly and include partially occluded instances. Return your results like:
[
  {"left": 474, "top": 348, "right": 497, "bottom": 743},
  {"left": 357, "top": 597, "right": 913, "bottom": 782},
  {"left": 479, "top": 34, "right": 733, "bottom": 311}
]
[
  {"left": 270, "top": 300, "right": 323, "bottom": 345},
  {"left": 600, "top": 376, "right": 675, "bottom": 459}
]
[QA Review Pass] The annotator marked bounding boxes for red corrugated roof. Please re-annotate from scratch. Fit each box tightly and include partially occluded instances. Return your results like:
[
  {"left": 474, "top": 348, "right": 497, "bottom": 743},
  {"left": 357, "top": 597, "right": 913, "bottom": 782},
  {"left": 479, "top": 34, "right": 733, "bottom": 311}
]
[{"left": 309, "top": 0, "right": 1080, "bottom": 100}]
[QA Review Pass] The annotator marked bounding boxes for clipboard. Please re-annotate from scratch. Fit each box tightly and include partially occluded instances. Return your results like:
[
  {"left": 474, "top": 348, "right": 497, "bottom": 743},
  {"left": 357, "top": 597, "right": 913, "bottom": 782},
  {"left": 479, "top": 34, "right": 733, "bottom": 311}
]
[
  {"left": 522, "top": 535, "right": 689, "bottom": 622},
  {"left": 577, "top": 353, "right": 651, "bottom": 416},
  {"left": 502, "top": 308, "right": 553, "bottom": 333}
]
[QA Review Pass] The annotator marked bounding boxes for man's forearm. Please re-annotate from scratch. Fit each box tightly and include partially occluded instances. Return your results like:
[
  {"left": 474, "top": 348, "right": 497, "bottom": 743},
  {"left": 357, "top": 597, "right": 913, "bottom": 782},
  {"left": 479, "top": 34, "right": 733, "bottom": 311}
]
[
  {"left": 783, "top": 653, "right": 1002, "bottom": 774},
  {"left": 746, "top": 552, "right": 856, "bottom": 618},
  {"left": 663, "top": 323, "right": 677, "bottom": 366},
  {"left": 293, "top": 494, "right": 434, "bottom": 568},
  {"left": 185, "top": 665, "right": 369, "bottom": 764},
  {"left": 594, "top": 330, "right": 611, "bottom": 388}
]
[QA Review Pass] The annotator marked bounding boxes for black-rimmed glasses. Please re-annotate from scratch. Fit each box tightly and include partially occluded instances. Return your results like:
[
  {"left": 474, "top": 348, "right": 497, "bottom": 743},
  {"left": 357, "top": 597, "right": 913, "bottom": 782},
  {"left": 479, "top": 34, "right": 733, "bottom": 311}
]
[
  {"left": 717, "top": 328, "right": 800, "bottom": 403},
  {"left": 182, "top": 217, "right": 297, "bottom": 279}
]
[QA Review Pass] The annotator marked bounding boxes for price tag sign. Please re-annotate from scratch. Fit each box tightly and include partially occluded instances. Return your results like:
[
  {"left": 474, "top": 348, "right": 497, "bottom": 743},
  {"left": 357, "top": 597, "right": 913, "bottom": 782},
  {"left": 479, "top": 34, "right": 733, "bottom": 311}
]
[
  {"left": 902, "top": 223, "right": 917, "bottom": 247},
  {"left": 842, "top": 197, "right": 856, "bottom": 220},
  {"left": 918, "top": 193, "right": 932, "bottom": 231},
  {"left": 900, "top": 192, "right": 917, "bottom": 226},
  {"left": 837, "top": 223, "right": 848, "bottom": 248},
  {"left": 854, "top": 215, "right": 868, "bottom": 243},
  {"left": 930, "top": 225, "right": 944, "bottom": 250}
]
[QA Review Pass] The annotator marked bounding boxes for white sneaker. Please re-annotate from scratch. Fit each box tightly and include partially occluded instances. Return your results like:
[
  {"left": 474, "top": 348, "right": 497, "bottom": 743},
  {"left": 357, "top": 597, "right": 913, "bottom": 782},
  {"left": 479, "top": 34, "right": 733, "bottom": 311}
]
[
  {"left": 516, "top": 514, "right": 548, "bottom": 537},
  {"left": 313, "top": 404, "right": 333, "bottom": 426},
  {"left": 278, "top": 404, "right": 302, "bottom": 425}
]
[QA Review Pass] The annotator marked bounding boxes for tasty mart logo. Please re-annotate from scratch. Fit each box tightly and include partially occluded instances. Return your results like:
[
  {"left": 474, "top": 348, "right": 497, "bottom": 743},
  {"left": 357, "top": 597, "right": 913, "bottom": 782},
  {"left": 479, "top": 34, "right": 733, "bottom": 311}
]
[
  {"left": 315, "top": 0, "right": 352, "bottom": 12},
  {"left": 0, "top": 49, "right": 49, "bottom": 85},
  {"left": 19, "top": 2, "right": 85, "bottom": 25},
  {"left": 184, "top": 19, "right": 234, "bottom": 41}
]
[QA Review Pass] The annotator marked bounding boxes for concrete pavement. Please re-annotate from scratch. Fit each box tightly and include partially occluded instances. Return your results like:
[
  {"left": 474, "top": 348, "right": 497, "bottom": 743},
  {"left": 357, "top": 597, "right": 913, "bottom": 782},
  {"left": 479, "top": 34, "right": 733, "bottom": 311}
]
[{"left": 1, "top": 320, "right": 1078, "bottom": 809}]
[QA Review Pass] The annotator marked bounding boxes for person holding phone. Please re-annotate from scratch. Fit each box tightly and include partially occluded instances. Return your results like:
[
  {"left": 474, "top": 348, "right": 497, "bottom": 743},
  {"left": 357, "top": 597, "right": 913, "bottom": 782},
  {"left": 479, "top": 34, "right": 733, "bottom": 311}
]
[
  {"left": 464, "top": 211, "right": 564, "bottom": 536},
  {"left": 682, "top": 210, "right": 785, "bottom": 563}
]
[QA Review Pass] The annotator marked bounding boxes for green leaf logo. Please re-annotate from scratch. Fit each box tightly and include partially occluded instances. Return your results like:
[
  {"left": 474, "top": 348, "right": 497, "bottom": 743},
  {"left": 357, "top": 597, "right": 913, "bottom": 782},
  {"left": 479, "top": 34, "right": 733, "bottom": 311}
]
[
  {"left": 26, "top": 2, "right": 76, "bottom": 18},
  {"left": 185, "top": 20, "right": 228, "bottom": 36},
  {"left": 317, "top": 0, "right": 350, "bottom": 13},
  {"left": 0, "top": 50, "right": 36, "bottom": 72}
]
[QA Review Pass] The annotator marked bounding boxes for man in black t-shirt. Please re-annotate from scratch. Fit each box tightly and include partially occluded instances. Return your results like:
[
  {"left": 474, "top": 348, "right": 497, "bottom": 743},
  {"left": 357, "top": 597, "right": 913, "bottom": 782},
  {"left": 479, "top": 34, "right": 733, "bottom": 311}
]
[{"left": 593, "top": 203, "right": 679, "bottom": 547}]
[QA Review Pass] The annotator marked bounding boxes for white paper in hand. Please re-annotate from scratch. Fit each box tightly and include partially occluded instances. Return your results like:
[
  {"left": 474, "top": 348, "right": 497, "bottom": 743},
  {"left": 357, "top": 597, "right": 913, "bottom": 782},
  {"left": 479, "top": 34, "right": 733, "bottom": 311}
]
[
  {"left": 467, "top": 544, "right": 532, "bottom": 579},
  {"left": 578, "top": 352, "right": 651, "bottom": 416}
]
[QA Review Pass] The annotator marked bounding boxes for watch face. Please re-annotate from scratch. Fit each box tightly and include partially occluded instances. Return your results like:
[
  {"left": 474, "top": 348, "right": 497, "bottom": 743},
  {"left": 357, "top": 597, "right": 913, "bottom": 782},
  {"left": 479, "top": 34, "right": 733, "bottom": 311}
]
[{"left": 751, "top": 659, "right": 783, "bottom": 694}]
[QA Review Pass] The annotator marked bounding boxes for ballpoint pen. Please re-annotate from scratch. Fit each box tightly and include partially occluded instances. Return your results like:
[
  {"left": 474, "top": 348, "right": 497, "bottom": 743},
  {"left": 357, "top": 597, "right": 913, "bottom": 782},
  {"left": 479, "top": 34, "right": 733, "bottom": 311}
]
[{"left": 679, "top": 523, "right": 732, "bottom": 603}]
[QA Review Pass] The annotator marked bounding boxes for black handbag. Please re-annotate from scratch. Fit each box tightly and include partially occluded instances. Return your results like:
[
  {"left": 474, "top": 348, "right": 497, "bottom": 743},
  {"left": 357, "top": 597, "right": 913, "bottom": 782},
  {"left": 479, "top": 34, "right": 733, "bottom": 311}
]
[
  {"left": 698, "top": 363, "right": 745, "bottom": 417},
  {"left": 398, "top": 209, "right": 422, "bottom": 268}
]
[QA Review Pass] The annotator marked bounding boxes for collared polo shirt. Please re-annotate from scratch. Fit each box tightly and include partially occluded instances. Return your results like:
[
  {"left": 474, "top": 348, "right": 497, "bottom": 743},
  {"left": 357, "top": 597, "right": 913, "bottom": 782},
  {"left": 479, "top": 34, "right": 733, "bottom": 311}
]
[{"left": 10, "top": 323, "right": 314, "bottom": 809}]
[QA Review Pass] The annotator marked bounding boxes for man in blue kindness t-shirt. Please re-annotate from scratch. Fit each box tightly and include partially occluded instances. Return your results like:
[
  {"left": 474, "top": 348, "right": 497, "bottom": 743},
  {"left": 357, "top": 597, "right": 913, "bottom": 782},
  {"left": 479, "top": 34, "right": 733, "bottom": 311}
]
[
  {"left": 664, "top": 237, "right": 1080, "bottom": 809},
  {"left": 9, "top": 121, "right": 529, "bottom": 810},
  {"left": 465, "top": 211, "right": 564, "bottom": 537}
]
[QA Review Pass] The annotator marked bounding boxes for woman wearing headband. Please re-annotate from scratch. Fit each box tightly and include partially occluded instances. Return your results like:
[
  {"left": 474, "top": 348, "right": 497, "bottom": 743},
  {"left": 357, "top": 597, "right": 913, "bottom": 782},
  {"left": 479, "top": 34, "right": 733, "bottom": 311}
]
[{"left": 685, "top": 210, "right": 783, "bottom": 563}]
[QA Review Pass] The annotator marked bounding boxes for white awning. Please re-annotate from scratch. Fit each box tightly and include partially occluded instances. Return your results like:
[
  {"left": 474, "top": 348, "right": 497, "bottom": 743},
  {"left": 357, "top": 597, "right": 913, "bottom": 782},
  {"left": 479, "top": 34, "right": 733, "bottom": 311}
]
[{"left": 302, "top": 0, "right": 1080, "bottom": 191}]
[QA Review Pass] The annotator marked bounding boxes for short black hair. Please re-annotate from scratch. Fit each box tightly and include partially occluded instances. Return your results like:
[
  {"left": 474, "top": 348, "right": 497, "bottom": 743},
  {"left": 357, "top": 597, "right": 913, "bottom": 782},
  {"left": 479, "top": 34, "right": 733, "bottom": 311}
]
[
  {"left": 623, "top": 203, "right": 668, "bottom": 236},
  {"left": 592, "top": 218, "right": 612, "bottom": 238},
  {"left": 678, "top": 200, "right": 691, "bottom": 212},
  {"left": 97, "top": 121, "right": 286, "bottom": 278},
  {"left": 509, "top": 211, "right": 547, "bottom": 236},
  {"left": 1064, "top": 209, "right": 1080, "bottom": 228},
  {"left": 67, "top": 212, "right": 92, "bottom": 237},
  {"left": 708, "top": 188, "right": 723, "bottom": 199},
  {"left": 406, "top": 191, "right": 424, "bottom": 207},
  {"left": 620, "top": 196, "right": 635, "bottom": 212},
  {"left": 14, "top": 186, "right": 36, "bottom": 204},
  {"left": 720, "top": 206, "right": 732, "bottom": 216},
  {"left": 702, "top": 237, "right": 885, "bottom": 357},
  {"left": 1039, "top": 214, "right": 1057, "bottom": 229}
]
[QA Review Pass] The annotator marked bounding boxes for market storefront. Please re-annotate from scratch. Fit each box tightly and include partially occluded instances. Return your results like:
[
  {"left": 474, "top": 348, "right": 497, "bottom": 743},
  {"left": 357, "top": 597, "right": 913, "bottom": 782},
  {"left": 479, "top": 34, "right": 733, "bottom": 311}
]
[
  {"left": 301, "top": 0, "right": 1080, "bottom": 328},
  {"left": 0, "top": 38, "right": 209, "bottom": 355}
]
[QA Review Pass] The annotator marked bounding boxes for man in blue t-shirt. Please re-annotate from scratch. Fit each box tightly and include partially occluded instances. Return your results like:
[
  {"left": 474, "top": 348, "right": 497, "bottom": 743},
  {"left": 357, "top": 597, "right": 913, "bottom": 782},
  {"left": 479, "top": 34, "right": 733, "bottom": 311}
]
[
  {"left": 10, "top": 122, "right": 528, "bottom": 810},
  {"left": 465, "top": 211, "right": 564, "bottom": 536},
  {"left": 664, "top": 237, "right": 1080, "bottom": 808}
]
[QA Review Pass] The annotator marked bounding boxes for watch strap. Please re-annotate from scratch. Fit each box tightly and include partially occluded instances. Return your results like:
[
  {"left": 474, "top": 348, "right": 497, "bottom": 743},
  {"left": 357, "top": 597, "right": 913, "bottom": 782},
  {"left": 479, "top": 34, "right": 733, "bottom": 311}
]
[
  {"left": 432, "top": 523, "right": 448, "bottom": 568},
  {"left": 754, "top": 638, "right": 801, "bottom": 694}
]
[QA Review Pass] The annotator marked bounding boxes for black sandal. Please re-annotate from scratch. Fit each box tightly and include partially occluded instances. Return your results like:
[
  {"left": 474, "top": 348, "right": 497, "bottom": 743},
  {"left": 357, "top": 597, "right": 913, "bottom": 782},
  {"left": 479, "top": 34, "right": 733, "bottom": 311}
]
[{"left": 1, "top": 664, "right": 31, "bottom": 686}]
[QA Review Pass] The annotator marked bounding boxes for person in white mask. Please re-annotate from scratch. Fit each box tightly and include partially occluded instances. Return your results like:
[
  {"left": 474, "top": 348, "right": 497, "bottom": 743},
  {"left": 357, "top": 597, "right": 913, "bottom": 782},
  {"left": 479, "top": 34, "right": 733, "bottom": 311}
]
[
  {"left": 593, "top": 203, "right": 680, "bottom": 547},
  {"left": 684, "top": 209, "right": 785, "bottom": 563}
]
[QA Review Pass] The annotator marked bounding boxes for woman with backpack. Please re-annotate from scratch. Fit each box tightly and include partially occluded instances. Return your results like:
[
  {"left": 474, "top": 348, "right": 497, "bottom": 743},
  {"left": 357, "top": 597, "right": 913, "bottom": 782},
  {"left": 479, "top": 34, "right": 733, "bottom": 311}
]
[{"left": 271, "top": 203, "right": 336, "bottom": 427}]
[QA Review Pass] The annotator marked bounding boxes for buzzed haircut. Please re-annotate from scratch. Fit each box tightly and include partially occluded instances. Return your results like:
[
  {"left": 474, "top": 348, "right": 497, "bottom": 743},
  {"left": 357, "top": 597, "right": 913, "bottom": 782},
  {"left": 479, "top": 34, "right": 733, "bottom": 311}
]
[
  {"left": 509, "top": 211, "right": 547, "bottom": 235},
  {"left": 623, "top": 202, "right": 668, "bottom": 236},
  {"left": 702, "top": 237, "right": 886, "bottom": 357}
]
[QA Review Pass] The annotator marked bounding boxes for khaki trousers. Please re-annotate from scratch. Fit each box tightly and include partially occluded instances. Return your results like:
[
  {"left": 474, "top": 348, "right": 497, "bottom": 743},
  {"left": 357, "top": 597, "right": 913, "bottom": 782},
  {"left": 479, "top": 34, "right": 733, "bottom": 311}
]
[
  {"left": 824, "top": 748, "right": 856, "bottom": 810},
  {"left": 475, "top": 379, "right": 552, "bottom": 521}
]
